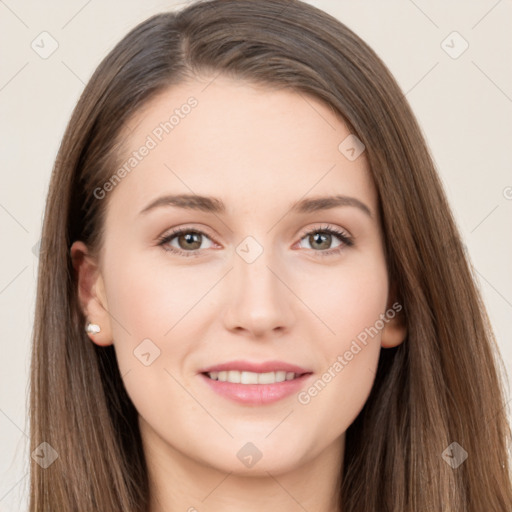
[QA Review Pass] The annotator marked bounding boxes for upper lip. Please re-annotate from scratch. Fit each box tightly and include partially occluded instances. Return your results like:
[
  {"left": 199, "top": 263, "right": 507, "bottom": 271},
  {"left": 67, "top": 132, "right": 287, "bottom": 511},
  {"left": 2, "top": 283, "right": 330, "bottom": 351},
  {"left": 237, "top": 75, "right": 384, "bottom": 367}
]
[{"left": 200, "top": 360, "right": 312, "bottom": 375}]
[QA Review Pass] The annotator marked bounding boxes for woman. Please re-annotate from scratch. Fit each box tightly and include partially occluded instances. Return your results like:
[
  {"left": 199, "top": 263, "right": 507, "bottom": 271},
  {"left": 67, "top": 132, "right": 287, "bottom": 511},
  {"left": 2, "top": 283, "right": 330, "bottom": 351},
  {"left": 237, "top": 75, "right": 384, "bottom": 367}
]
[{"left": 30, "top": 0, "right": 512, "bottom": 510}]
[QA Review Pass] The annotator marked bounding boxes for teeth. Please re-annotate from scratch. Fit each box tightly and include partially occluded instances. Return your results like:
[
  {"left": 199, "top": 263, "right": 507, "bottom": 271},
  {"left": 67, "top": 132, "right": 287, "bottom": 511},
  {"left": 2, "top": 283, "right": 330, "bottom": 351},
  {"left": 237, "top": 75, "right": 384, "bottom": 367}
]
[{"left": 207, "top": 370, "right": 299, "bottom": 384}]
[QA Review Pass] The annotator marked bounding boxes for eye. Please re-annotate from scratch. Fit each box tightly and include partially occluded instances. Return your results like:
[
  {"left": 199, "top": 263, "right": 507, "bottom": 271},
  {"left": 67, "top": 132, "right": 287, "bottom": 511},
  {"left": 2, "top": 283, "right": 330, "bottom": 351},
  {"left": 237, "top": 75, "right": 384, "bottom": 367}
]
[
  {"left": 157, "top": 228, "right": 216, "bottom": 258},
  {"left": 297, "top": 224, "right": 354, "bottom": 256},
  {"left": 157, "top": 223, "right": 354, "bottom": 258}
]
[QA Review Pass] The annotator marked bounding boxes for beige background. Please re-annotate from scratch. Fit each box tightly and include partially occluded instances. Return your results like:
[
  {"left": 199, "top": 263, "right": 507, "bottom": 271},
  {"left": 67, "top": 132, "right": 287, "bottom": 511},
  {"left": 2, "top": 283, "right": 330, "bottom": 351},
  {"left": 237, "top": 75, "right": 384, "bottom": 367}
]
[{"left": 1, "top": 1, "right": 511, "bottom": 509}]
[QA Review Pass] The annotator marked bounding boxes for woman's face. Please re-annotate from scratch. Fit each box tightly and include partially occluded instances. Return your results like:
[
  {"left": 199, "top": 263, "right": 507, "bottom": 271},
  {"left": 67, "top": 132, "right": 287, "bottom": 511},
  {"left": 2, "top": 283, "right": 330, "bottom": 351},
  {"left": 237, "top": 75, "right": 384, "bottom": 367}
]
[{"left": 72, "top": 75, "right": 405, "bottom": 476}]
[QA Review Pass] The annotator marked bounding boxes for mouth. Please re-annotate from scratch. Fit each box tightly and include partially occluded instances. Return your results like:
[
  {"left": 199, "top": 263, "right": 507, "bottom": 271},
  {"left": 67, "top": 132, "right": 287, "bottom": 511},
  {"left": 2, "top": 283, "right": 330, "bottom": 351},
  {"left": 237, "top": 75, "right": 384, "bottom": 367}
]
[
  {"left": 202, "top": 370, "right": 310, "bottom": 384},
  {"left": 198, "top": 364, "right": 314, "bottom": 405},
  {"left": 198, "top": 360, "right": 314, "bottom": 404}
]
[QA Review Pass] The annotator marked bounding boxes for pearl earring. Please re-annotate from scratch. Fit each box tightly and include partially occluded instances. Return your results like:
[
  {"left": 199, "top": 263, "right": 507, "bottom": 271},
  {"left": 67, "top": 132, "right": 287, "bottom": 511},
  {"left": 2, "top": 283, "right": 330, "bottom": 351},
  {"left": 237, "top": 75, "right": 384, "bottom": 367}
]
[{"left": 85, "top": 322, "right": 101, "bottom": 335}]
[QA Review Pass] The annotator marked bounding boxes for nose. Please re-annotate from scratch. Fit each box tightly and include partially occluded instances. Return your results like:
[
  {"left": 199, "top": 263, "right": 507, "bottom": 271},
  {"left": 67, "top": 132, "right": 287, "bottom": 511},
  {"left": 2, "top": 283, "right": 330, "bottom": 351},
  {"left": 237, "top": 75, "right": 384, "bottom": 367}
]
[{"left": 222, "top": 243, "right": 296, "bottom": 338}]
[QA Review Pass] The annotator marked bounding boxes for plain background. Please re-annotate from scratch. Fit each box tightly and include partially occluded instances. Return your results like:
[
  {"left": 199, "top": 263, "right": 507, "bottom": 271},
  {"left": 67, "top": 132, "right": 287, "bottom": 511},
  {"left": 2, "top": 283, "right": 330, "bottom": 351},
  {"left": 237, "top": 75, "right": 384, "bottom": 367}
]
[{"left": 1, "top": 1, "right": 511, "bottom": 509}]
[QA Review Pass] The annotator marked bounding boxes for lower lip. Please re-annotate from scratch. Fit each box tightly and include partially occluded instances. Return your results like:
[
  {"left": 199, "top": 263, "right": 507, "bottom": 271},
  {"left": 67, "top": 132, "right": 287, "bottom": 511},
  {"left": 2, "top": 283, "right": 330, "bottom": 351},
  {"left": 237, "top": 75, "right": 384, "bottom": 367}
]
[{"left": 199, "top": 373, "right": 313, "bottom": 405}]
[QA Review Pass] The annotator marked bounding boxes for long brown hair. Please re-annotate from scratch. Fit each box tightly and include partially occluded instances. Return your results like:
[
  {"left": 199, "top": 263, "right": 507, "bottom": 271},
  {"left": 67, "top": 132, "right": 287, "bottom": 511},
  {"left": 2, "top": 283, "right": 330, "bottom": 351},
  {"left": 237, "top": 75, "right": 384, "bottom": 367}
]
[{"left": 30, "top": 0, "right": 512, "bottom": 510}]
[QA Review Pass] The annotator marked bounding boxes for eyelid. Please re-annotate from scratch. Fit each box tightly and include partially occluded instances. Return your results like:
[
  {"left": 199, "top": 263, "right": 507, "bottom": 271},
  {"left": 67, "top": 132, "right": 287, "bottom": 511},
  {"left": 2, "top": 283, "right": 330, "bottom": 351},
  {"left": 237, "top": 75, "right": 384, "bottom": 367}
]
[{"left": 296, "top": 223, "right": 353, "bottom": 243}]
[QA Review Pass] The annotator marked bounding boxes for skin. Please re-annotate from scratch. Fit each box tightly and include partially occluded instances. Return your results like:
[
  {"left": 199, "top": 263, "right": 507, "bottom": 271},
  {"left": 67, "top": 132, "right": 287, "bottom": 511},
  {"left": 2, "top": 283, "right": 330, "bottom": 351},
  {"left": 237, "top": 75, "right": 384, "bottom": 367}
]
[{"left": 71, "top": 75, "right": 407, "bottom": 512}]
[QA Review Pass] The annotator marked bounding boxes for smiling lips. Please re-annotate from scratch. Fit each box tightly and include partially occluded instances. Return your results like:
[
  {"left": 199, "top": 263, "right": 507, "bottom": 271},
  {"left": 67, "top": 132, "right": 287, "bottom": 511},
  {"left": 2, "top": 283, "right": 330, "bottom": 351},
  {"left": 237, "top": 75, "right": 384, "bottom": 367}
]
[
  {"left": 199, "top": 360, "right": 313, "bottom": 405},
  {"left": 207, "top": 369, "right": 299, "bottom": 384},
  {"left": 200, "top": 359, "right": 312, "bottom": 374},
  {"left": 200, "top": 359, "right": 312, "bottom": 383}
]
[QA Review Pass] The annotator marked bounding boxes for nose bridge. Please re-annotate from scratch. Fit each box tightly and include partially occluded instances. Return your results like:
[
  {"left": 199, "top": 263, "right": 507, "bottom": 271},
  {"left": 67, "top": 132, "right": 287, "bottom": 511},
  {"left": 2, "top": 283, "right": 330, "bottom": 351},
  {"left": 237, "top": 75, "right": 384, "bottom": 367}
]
[{"left": 223, "top": 234, "right": 295, "bottom": 334}]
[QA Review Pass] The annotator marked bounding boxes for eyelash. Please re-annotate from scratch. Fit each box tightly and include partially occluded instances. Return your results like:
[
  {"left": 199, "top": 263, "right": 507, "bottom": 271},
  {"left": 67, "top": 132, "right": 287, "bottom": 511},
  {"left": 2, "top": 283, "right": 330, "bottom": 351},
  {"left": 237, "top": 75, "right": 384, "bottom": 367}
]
[{"left": 156, "top": 224, "right": 354, "bottom": 259}]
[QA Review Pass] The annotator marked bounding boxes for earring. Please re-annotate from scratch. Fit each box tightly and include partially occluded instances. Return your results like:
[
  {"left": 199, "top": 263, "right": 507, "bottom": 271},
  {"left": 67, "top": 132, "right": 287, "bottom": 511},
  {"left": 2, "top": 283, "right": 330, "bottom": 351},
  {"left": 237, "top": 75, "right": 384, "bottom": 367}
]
[{"left": 85, "top": 322, "right": 101, "bottom": 335}]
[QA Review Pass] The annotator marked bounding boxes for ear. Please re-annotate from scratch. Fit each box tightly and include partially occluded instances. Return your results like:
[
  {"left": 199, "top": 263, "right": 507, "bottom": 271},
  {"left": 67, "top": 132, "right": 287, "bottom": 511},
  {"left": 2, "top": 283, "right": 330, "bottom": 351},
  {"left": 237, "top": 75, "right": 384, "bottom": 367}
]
[
  {"left": 70, "top": 241, "right": 113, "bottom": 347},
  {"left": 381, "top": 283, "right": 407, "bottom": 349}
]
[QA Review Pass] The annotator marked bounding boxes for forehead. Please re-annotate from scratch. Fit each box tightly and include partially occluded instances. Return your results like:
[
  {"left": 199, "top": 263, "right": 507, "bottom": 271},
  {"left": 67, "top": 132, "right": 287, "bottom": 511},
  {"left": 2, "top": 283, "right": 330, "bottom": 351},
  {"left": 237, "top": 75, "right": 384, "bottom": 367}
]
[{"left": 107, "top": 75, "right": 377, "bottom": 221}]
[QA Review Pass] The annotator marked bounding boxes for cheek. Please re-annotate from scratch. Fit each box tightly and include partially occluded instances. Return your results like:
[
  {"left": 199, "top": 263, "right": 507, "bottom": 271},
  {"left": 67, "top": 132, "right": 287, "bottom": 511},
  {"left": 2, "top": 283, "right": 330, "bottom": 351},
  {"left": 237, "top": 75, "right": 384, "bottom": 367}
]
[
  {"left": 103, "top": 250, "right": 224, "bottom": 396},
  {"left": 335, "top": 269, "right": 387, "bottom": 341},
  {"left": 102, "top": 253, "right": 206, "bottom": 425},
  {"left": 105, "top": 251, "right": 217, "bottom": 338},
  {"left": 295, "top": 253, "right": 388, "bottom": 411},
  {"left": 297, "top": 253, "right": 388, "bottom": 342}
]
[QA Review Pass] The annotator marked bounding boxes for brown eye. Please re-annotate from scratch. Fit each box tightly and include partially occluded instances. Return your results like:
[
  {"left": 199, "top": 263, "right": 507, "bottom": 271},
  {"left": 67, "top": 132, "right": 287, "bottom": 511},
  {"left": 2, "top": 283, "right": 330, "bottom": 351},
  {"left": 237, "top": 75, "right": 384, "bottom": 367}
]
[
  {"left": 308, "top": 232, "right": 334, "bottom": 250},
  {"left": 158, "top": 228, "right": 215, "bottom": 256},
  {"left": 297, "top": 225, "right": 354, "bottom": 256},
  {"left": 176, "top": 231, "right": 203, "bottom": 250}
]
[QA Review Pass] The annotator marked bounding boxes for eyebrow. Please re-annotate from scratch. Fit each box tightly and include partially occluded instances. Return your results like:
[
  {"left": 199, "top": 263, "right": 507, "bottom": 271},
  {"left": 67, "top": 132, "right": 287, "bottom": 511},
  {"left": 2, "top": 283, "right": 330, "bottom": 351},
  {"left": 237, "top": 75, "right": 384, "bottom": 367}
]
[{"left": 139, "top": 193, "right": 372, "bottom": 218}]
